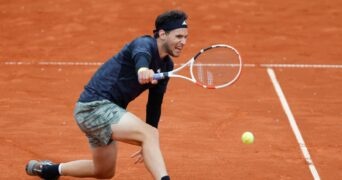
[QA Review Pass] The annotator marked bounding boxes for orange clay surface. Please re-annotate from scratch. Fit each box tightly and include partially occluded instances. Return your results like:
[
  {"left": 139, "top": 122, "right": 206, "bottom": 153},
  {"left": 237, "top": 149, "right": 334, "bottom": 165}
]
[{"left": 1, "top": 0, "right": 342, "bottom": 179}]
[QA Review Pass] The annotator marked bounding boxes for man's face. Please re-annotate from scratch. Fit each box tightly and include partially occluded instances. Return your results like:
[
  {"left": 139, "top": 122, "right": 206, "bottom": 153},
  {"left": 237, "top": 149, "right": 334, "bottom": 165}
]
[{"left": 163, "top": 28, "right": 188, "bottom": 57}]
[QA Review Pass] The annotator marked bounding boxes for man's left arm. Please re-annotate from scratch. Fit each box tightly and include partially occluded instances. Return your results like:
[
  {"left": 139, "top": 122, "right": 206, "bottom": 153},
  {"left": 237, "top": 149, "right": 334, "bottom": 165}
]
[
  {"left": 146, "top": 57, "right": 173, "bottom": 128},
  {"left": 146, "top": 89, "right": 164, "bottom": 128}
]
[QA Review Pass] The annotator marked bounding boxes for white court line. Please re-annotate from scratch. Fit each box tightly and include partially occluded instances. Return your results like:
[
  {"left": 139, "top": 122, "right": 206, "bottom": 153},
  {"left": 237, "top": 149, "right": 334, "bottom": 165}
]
[
  {"left": 2, "top": 61, "right": 342, "bottom": 69},
  {"left": 267, "top": 68, "right": 320, "bottom": 180},
  {"left": 261, "top": 64, "right": 342, "bottom": 69},
  {"left": 38, "top": 61, "right": 103, "bottom": 66},
  {"left": 1, "top": 61, "right": 103, "bottom": 66}
]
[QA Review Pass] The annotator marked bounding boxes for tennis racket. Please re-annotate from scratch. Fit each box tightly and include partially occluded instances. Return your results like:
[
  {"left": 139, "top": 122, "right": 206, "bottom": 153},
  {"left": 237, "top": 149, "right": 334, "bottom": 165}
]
[{"left": 153, "top": 44, "right": 242, "bottom": 89}]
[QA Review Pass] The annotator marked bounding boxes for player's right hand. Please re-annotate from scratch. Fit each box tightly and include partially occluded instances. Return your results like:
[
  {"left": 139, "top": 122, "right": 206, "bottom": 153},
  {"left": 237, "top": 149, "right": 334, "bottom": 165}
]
[{"left": 137, "top": 67, "right": 158, "bottom": 85}]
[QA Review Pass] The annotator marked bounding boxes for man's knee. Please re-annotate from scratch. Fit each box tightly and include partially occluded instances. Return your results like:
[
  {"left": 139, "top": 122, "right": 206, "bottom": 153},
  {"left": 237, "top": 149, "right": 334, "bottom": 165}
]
[{"left": 145, "top": 125, "right": 159, "bottom": 139}]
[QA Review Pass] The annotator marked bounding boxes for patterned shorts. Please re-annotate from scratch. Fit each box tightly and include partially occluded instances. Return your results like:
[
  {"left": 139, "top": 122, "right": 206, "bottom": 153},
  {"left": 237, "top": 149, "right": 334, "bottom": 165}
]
[{"left": 74, "top": 100, "right": 126, "bottom": 148}]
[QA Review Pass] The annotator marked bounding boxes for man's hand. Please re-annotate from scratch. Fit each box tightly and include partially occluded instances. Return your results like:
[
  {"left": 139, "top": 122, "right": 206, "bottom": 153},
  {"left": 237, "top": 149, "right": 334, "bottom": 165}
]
[
  {"left": 131, "top": 149, "right": 144, "bottom": 164},
  {"left": 137, "top": 67, "right": 158, "bottom": 85}
]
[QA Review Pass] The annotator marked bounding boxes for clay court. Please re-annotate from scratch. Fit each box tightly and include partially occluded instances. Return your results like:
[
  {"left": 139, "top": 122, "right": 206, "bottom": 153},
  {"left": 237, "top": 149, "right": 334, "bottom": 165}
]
[{"left": 1, "top": 0, "right": 341, "bottom": 179}]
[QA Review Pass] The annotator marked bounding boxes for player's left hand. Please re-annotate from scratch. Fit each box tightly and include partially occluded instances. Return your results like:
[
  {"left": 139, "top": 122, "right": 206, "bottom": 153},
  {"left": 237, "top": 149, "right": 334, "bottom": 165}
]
[{"left": 131, "top": 148, "right": 144, "bottom": 164}]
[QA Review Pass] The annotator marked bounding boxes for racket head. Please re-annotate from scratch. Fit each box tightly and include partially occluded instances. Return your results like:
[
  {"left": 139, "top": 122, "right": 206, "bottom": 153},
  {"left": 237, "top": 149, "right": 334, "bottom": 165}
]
[{"left": 190, "top": 44, "right": 242, "bottom": 89}]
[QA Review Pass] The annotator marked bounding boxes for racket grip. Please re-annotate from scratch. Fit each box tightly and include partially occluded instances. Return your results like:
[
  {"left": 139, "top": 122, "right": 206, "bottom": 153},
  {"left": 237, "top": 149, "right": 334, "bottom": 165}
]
[{"left": 153, "top": 73, "right": 167, "bottom": 80}]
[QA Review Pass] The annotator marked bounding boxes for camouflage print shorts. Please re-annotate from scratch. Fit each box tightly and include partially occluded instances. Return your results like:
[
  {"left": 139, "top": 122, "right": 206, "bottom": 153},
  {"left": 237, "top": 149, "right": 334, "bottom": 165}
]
[{"left": 74, "top": 100, "right": 126, "bottom": 148}]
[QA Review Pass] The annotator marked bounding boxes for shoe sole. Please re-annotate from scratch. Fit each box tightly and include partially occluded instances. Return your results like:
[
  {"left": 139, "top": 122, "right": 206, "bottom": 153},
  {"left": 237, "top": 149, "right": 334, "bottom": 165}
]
[{"left": 26, "top": 160, "right": 38, "bottom": 175}]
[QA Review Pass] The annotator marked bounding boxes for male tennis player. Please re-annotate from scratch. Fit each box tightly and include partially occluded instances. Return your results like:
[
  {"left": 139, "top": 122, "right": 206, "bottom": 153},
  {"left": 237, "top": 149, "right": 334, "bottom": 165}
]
[{"left": 25, "top": 10, "right": 188, "bottom": 180}]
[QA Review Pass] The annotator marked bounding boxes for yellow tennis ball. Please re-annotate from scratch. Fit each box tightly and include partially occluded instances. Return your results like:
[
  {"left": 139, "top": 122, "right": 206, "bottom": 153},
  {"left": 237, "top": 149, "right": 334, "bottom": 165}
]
[{"left": 241, "top": 131, "right": 254, "bottom": 144}]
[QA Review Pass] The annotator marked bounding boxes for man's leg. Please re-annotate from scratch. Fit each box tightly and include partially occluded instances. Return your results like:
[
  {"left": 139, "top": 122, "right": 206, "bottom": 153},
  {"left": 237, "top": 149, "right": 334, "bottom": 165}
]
[
  {"left": 60, "top": 141, "right": 118, "bottom": 178},
  {"left": 26, "top": 110, "right": 168, "bottom": 179},
  {"left": 111, "top": 112, "right": 168, "bottom": 179},
  {"left": 26, "top": 142, "right": 118, "bottom": 179}
]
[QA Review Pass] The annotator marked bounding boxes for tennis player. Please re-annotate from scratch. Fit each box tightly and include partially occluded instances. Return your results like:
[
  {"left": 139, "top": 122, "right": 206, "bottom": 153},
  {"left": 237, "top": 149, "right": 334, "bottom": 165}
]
[{"left": 25, "top": 10, "right": 188, "bottom": 180}]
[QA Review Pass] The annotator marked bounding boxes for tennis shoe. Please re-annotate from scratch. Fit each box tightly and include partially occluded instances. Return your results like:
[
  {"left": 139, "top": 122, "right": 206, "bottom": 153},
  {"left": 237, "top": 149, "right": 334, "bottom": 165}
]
[{"left": 25, "top": 160, "right": 59, "bottom": 180}]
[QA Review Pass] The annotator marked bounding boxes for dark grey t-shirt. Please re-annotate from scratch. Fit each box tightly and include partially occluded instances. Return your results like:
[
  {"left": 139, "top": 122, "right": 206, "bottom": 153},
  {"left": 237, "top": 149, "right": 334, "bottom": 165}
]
[{"left": 78, "top": 35, "right": 173, "bottom": 110}]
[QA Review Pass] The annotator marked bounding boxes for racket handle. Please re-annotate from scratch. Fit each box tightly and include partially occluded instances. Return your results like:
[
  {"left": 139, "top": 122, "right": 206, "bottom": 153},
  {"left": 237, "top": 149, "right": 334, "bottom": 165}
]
[{"left": 153, "top": 72, "right": 168, "bottom": 80}]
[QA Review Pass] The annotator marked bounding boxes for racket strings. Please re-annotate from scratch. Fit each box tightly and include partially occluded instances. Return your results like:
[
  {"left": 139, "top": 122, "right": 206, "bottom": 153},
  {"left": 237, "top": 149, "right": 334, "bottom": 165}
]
[{"left": 192, "top": 47, "right": 241, "bottom": 87}]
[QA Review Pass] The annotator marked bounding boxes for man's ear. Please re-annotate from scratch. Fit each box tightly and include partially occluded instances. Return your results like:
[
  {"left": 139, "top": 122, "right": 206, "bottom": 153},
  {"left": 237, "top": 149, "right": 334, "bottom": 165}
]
[{"left": 158, "top": 30, "right": 167, "bottom": 40}]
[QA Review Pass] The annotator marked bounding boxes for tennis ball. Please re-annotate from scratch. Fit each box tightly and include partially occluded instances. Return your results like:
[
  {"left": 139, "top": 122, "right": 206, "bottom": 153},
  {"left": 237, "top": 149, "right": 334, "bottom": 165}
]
[{"left": 241, "top": 131, "right": 254, "bottom": 144}]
